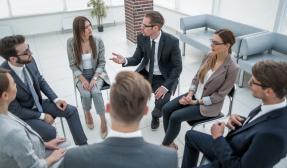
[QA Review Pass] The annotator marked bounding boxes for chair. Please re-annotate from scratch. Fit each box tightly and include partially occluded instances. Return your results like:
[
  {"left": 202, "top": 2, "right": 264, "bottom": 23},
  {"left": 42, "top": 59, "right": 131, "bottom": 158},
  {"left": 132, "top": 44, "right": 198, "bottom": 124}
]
[{"left": 187, "top": 85, "right": 236, "bottom": 129}]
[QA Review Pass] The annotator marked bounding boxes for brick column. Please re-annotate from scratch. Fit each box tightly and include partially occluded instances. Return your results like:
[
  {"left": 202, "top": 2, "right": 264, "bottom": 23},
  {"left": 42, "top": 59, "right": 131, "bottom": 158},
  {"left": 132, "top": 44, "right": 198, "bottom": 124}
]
[{"left": 124, "top": 0, "right": 153, "bottom": 43}]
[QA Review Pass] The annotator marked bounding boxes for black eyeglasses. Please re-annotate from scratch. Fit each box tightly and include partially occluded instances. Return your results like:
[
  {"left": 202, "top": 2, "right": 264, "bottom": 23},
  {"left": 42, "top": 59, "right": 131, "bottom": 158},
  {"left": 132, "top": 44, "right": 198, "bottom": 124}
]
[
  {"left": 142, "top": 24, "right": 154, "bottom": 28},
  {"left": 17, "top": 45, "right": 31, "bottom": 57},
  {"left": 210, "top": 39, "right": 225, "bottom": 46},
  {"left": 248, "top": 78, "right": 269, "bottom": 88}
]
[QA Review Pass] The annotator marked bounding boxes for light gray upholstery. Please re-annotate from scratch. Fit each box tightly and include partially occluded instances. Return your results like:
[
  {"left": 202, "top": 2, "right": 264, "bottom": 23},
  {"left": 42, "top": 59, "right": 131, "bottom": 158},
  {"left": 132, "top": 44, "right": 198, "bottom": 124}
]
[
  {"left": 238, "top": 32, "right": 287, "bottom": 87},
  {"left": 179, "top": 14, "right": 266, "bottom": 56}
]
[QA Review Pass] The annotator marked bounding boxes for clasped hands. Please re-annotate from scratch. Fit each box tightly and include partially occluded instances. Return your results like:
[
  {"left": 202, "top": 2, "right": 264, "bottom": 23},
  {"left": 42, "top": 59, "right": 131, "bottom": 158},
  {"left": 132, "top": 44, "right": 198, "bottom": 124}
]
[
  {"left": 211, "top": 114, "right": 246, "bottom": 139},
  {"left": 179, "top": 92, "right": 197, "bottom": 105}
]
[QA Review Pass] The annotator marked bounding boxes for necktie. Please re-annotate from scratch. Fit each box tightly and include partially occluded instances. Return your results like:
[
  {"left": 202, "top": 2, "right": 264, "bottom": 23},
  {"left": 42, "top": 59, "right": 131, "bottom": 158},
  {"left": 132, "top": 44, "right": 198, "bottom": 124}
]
[
  {"left": 243, "top": 105, "right": 261, "bottom": 125},
  {"left": 148, "top": 40, "right": 156, "bottom": 83},
  {"left": 23, "top": 67, "right": 43, "bottom": 113}
]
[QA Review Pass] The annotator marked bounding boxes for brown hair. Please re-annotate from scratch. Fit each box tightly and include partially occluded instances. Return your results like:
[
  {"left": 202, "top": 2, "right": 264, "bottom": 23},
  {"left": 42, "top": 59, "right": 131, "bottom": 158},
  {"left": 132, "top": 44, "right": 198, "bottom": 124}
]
[
  {"left": 145, "top": 11, "right": 165, "bottom": 29},
  {"left": 198, "top": 29, "right": 235, "bottom": 83},
  {"left": 252, "top": 60, "right": 287, "bottom": 99},
  {"left": 72, "top": 16, "right": 97, "bottom": 66},
  {"left": 110, "top": 71, "right": 152, "bottom": 123},
  {"left": 0, "top": 68, "right": 10, "bottom": 96},
  {"left": 0, "top": 35, "right": 25, "bottom": 60}
]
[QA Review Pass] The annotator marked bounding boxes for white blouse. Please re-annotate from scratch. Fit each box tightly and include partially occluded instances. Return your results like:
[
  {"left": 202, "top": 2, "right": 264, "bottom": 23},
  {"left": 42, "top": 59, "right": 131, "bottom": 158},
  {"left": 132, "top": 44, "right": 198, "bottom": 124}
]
[
  {"left": 81, "top": 53, "right": 93, "bottom": 69},
  {"left": 195, "top": 69, "right": 214, "bottom": 100}
]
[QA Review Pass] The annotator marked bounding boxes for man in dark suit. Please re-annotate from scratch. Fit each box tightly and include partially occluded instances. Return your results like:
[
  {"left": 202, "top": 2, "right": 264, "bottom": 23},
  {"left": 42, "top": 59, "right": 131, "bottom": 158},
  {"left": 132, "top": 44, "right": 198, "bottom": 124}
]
[
  {"left": 182, "top": 60, "right": 287, "bottom": 168},
  {"left": 111, "top": 11, "right": 182, "bottom": 130},
  {"left": 0, "top": 35, "right": 87, "bottom": 145},
  {"left": 60, "top": 71, "right": 178, "bottom": 168}
]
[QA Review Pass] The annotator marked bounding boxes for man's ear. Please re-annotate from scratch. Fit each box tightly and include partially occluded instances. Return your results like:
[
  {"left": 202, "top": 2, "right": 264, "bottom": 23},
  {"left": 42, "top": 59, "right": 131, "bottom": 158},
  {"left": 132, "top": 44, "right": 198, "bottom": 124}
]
[
  {"left": 9, "top": 56, "right": 17, "bottom": 63},
  {"left": 0, "top": 92, "right": 8, "bottom": 101},
  {"left": 143, "top": 105, "right": 148, "bottom": 116},
  {"left": 106, "top": 103, "right": 111, "bottom": 113},
  {"left": 265, "top": 88, "right": 276, "bottom": 98}
]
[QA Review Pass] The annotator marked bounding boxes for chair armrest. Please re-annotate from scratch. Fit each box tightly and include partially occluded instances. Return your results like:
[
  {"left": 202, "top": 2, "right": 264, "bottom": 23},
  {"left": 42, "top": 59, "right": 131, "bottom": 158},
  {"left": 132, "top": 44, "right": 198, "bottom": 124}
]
[
  {"left": 180, "top": 14, "right": 208, "bottom": 32},
  {"left": 239, "top": 32, "right": 273, "bottom": 60}
]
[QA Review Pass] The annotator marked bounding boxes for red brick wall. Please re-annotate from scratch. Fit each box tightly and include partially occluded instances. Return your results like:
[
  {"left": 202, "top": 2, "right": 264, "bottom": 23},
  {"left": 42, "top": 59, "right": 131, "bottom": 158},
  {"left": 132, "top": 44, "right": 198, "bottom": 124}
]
[{"left": 124, "top": 0, "right": 153, "bottom": 43}]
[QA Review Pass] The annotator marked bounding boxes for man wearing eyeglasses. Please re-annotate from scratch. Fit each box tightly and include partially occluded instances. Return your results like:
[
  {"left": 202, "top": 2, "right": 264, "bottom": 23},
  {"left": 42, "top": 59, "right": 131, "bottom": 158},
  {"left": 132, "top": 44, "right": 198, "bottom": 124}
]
[
  {"left": 182, "top": 60, "right": 287, "bottom": 168},
  {"left": 110, "top": 11, "right": 182, "bottom": 130},
  {"left": 0, "top": 35, "right": 88, "bottom": 145}
]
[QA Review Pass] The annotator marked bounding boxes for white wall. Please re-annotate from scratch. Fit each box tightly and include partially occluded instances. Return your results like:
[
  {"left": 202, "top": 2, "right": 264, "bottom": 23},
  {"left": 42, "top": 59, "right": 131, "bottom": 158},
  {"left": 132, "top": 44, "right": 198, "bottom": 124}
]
[{"left": 0, "top": 6, "right": 124, "bottom": 36}]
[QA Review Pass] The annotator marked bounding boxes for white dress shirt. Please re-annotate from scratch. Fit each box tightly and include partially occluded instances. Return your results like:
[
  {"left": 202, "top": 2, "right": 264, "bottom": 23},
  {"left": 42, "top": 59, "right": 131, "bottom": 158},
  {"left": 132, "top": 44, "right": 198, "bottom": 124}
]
[
  {"left": 145, "top": 31, "right": 162, "bottom": 75},
  {"left": 107, "top": 128, "right": 142, "bottom": 138},
  {"left": 248, "top": 98, "right": 287, "bottom": 123}
]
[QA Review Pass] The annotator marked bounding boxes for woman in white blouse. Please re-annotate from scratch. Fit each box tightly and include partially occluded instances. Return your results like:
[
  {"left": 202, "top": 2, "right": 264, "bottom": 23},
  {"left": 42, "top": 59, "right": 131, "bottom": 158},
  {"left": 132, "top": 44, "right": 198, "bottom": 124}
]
[
  {"left": 161, "top": 29, "right": 239, "bottom": 149},
  {"left": 67, "top": 16, "right": 110, "bottom": 138}
]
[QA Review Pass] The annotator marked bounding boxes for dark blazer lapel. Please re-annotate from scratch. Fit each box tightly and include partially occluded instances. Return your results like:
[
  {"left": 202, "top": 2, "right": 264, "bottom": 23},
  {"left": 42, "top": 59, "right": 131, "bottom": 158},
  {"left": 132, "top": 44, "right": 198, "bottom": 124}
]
[
  {"left": 227, "top": 107, "right": 285, "bottom": 137},
  {"left": 205, "top": 55, "right": 231, "bottom": 86},
  {"left": 157, "top": 31, "right": 165, "bottom": 62},
  {"left": 3, "top": 61, "right": 30, "bottom": 93}
]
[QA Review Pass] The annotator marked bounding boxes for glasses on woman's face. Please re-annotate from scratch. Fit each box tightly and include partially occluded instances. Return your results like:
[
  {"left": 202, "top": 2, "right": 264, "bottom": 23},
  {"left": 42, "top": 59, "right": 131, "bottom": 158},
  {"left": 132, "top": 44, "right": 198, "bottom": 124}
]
[
  {"left": 17, "top": 45, "right": 31, "bottom": 57},
  {"left": 248, "top": 78, "right": 269, "bottom": 88},
  {"left": 210, "top": 39, "right": 225, "bottom": 46}
]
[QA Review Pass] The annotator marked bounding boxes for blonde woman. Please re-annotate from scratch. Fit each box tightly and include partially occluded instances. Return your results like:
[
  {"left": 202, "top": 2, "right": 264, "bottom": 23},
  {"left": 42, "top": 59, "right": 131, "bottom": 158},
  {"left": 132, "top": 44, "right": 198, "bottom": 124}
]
[{"left": 67, "top": 16, "right": 110, "bottom": 138}]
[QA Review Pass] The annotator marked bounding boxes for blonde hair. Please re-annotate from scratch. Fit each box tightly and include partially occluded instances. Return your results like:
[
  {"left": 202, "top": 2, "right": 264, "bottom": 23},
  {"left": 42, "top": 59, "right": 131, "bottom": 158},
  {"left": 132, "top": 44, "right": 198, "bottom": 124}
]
[
  {"left": 110, "top": 71, "right": 152, "bottom": 123},
  {"left": 198, "top": 29, "right": 235, "bottom": 83}
]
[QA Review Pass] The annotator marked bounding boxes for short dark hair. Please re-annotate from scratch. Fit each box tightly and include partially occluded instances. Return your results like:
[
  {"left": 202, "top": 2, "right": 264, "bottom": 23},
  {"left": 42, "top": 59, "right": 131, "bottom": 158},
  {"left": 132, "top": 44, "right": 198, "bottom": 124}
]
[
  {"left": 0, "top": 68, "right": 10, "bottom": 96},
  {"left": 0, "top": 35, "right": 25, "bottom": 60},
  {"left": 110, "top": 71, "right": 152, "bottom": 123},
  {"left": 252, "top": 60, "right": 287, "bottom": 99},
  {"left": 145, "top": 11, "right": 165, "bottom": 29}
]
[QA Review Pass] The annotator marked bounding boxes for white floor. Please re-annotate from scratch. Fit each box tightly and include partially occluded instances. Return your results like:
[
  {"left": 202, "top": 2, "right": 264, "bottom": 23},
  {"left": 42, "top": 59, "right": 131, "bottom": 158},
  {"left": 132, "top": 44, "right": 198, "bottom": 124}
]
[{"left": 1, "top": 24, "right": 286, "bottom": 167}]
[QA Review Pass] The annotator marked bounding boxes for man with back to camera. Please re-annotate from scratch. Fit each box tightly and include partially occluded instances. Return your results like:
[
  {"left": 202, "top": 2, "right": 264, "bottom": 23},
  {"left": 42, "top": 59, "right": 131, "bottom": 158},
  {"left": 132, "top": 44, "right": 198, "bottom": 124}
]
[
  {"left": 182, "top": 60, "right": 287, "bottom": 168},
  {"left": 0, "top": 35, "right": 87, "bottom": 145},
  {"left": 110, "top": 11, "right": 182, "bottom": 130},
  {"left": 60, "top": 71, "right": 178, "bottom": 168}
]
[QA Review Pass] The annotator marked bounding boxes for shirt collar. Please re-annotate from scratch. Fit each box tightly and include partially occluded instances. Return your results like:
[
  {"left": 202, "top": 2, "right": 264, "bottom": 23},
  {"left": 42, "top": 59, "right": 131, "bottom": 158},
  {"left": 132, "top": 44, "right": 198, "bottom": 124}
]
[
  {"left": 261, "top": 98, "right": 287, "bottom": 114},
  {"left": 107, "top": 128, "right": 142, "bottom": 138},
  {"left": 8, "top": 61, "right": 25, "bottom": 72},
  {"left": 150, "top": 31, "right": 161, "bottom": 43}
]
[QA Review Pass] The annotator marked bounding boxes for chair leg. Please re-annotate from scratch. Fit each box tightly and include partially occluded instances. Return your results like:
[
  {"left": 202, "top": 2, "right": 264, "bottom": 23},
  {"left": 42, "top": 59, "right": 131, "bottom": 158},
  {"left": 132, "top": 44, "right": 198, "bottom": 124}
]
[
  {"left": 60, "top": 118, "right": 66, "bottom": 138},
  {"left": 182, "top": 42, "right": 186, "bottom": 56},
  {"left": 74, "top": 84, "right": 79, "bottom": 107},
  {"left": 238, "top": 69, "right": 244, "bottom": 88}
]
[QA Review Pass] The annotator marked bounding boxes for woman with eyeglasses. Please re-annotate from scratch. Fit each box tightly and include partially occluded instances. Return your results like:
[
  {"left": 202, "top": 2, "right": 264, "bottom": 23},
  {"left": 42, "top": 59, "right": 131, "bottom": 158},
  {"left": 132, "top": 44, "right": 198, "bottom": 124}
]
[
  {"left": 162, "top": 29, "right": 239, "bottom": 149},
  {"left": 67, "top": 16, "right": 110, "bottom": 139},
  {"left": 0, "top": 68, "right": 66, "bottom": 168}
]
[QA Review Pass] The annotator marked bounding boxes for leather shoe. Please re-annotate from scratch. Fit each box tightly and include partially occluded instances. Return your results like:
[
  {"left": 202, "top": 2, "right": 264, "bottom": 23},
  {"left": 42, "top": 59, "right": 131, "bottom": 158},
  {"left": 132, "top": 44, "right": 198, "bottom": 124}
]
[{"left": 151, "top": 117, "right": 160, "bottom": 130}]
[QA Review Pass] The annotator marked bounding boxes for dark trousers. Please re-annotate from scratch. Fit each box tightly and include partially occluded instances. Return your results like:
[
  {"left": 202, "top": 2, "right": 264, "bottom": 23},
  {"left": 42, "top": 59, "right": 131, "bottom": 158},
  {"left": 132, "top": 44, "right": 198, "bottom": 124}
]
[
  {"left": 140, "top": 69, "right": 172, "bottom": 118},
  {"left": 181, "top": 130, "right": 217, "bottom": 168},
  {"left": 162, "top": 93, "right": 209, "bottom": 145},
  {"left": 25, "top": 99, "right": 87, "bottom": 145}
]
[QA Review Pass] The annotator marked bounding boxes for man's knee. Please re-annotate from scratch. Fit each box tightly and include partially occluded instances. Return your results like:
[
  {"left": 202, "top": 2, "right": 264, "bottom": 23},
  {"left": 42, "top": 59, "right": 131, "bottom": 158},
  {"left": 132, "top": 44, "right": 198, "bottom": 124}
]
[
  {"left": 64, "top": 105, "right": 78, "bottom": 117},
  {"left": 41, "top": 126, "right": 57, "bottom": 141}
]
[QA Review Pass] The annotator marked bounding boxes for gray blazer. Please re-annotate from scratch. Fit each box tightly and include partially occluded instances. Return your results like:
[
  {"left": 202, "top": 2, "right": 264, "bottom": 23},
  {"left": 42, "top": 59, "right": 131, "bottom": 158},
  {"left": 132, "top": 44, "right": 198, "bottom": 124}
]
[
  {"left": 60, "top": 137, "right": 178, "bottom": 168},
  {"left": 190, "top": 54, "right": 239, "bottom": 117},
  {"left": 67, "top": 36, "right": 110, "bottom": 86},
  {"left": 0, "top": 113, "right": 47, "bottom": 168}
]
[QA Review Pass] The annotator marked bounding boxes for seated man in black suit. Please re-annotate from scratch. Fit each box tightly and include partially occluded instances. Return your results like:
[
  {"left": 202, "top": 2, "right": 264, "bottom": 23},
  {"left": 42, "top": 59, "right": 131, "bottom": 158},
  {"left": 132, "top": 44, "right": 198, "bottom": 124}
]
[
  {"left": 60, "top": 71, "right": 178, "bottom": 168},
  {"left": 110, "top": 11, "right": 182, "bottom": 130},
  {"left": 0, "top": 35, "right": 87, "bottom": 145},
  {"left": 182, "top": 60, "right": 287, "bottom": 168}
]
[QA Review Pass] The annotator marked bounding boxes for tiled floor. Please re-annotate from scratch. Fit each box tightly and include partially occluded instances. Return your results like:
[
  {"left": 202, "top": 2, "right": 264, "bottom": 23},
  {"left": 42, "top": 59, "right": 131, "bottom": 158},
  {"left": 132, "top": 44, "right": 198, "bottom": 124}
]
[{"left": 1, "top": 24, "right": 286, "bottom": 167}]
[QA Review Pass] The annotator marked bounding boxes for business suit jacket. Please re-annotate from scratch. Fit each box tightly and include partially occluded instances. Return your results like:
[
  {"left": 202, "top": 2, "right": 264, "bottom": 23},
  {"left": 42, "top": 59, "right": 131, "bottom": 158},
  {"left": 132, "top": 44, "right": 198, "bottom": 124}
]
[
  {"left": 0, "top": 113, "right": 47, "bottom": 168},
  {"left": 67, "top": 36, "right": 110, "bottom": 86},
  {"left": 1, "top": 59, "right": 57, "bottom": 120},
  {"left": 60, "top": 137, "right": 178, "bottom": 168},
  {"left": 189, "top": 54, "right": 239, "bottom": 117},
  {"left": 206, "top": 106, "right": 287, "bottom": 168},
  {"left": 124, "top": 32, "right": 182, "bottom": 93}
]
